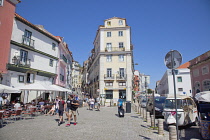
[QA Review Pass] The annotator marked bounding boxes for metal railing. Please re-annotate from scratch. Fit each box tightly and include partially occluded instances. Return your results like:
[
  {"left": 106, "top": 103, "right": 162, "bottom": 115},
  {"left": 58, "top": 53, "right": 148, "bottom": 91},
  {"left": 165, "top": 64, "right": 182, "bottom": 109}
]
[
  {"left": 116, "top": 74, "right": 127, "bottom": 80},
  {"left": 105, "top": 47, "right": 125, "bottom": 52},
  {"left": 104, "top": 74, "right": 115, "bottom": 80},
  {"left": 22, "top": 35, "right": 35, "bottom": 47},
  {"left": 12, "top": 56, "right": 31, "bottom": 67}
]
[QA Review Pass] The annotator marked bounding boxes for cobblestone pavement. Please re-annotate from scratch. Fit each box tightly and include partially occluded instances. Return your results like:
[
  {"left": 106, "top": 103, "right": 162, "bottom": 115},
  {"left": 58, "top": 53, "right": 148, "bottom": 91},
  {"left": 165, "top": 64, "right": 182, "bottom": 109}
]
[{"left": 0, "top": 106, "right": 201, "bottom": 140}]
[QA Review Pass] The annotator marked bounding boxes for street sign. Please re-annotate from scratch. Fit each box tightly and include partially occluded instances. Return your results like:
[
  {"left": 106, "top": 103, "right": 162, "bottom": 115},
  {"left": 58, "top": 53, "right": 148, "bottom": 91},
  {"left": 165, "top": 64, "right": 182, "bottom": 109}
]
[{"left": 164, "top": 50, "right": 182, "bottom": 69}]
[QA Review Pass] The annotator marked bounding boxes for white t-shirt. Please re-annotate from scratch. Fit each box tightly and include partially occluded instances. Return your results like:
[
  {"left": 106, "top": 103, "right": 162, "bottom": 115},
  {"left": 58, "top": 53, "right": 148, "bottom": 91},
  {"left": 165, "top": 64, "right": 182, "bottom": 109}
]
[
  {"left": 90, "top": 98, "right": 95, "bottom": 104},
  {"left": 14, "top": 103, "right": 21, "bottom": 109}
]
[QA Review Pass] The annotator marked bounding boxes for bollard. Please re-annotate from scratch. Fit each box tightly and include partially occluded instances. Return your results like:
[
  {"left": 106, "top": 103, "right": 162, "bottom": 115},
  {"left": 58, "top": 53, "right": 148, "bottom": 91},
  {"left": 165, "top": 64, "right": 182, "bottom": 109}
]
[
  {"left": 169, "top": 125, "right": 177, "bottom": 140},
  {"left": 151, "top": 115, "right": 155, "bottom": 128},
  {"left": 158, "top": 119, "right": 164, "bottom": 135},
  {"left": 146, "top": 112, "right": 151, "bottom": 124},
  {"left": 143, "top": 108, "right": 147, "bottom": 120}
]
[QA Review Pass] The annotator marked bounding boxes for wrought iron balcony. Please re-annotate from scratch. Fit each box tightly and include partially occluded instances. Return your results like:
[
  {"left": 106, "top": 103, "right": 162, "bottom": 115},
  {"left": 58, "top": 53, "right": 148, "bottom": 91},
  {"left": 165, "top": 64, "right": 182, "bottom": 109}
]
[
  {"left": 12, "top": 56, "right": 31, "bottom": 67},
  {"left": 105, "top": 47, "right": 125, "bottom": 52},
  {"left": 22, "top": 35, "right": 35, "bottom": 47},
  {"left": 116, "top": 74, "right": 127, "bottom": 81},
  {"left": 104, "top": 74, "right": 115, "bottom": 80}
]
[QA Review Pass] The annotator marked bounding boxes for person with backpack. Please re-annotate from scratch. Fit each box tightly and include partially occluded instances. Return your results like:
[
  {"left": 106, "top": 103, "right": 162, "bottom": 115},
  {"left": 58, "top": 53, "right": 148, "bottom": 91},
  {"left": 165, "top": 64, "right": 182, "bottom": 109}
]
[
  {"left": 118, "top": 97, "right": 124, "bottom": 117},
  {"left": 66, "top": 95, "right": 79, "bottom": 126}
]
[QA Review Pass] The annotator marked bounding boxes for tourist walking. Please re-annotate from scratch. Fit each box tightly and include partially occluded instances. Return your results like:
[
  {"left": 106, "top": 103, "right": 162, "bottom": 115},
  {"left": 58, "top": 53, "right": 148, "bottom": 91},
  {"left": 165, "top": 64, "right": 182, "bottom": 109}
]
[
  {"left": 90, "top": 97, "right": 95, "bottom": 110},
  {"left": 58, "top": 97, "right": 65, "bottom": 126},
  {"left": 96, "top": 96, "right": 101, "bottom": 111},
  {"left": 66, "top": 95, "right": 79, "bottom": 126}
]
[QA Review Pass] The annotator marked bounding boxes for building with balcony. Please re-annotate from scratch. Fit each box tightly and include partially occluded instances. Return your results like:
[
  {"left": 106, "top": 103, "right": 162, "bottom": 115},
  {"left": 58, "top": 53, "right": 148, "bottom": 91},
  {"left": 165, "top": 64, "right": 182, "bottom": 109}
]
[
  {"left": 189, "top": 50, "right": 210, "bottom": 97},
  {"left": 55, "top": 36, "right": 73, "bottom": 92},
  {"left": 87, "top": 17, "right": 134, "bottom": 104},
  {"left": 0, "top": 0, "right": 20, "bottom": 84},
  {"left": 156, "top": 62, "right": 192, "bottom": 97},
  {"left": 72, "top": 61, "right": 82, "bottom": 95},
  {"left": 5, "top": 13, "right": 61, "bottom": 102}
]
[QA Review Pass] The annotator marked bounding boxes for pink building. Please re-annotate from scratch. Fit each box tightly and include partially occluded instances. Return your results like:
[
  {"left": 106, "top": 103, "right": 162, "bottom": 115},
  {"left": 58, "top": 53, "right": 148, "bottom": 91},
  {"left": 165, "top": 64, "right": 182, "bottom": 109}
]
[
  {"left": 0, "top": 0, "right": 20, "bottom": 83},
  {"left": 55, "top": 36, "right": 69, "bottom": 87},
  {"left": 189, "top": 50, "right": 210, "bottom": 97}
]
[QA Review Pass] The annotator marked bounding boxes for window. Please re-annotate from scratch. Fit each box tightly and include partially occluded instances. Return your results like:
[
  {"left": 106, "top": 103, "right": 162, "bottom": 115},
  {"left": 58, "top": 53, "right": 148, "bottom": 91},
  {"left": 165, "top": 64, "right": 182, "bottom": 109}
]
[
  {"left": 119, "top": 90, "right": 126, "bottom": 100},
  {"left": 19, "top": 75, "right": 24, "bottom": 83},
  {"left": 119, "top": 31, "right": 123, "bottom": 36},
  {"left": 60, "top": 68, "right": 65, "bottom": 82},
  {"left": 106, "top": 43, "right": 112, "bottom": 51},
  {"left": 177, "top": 77, "right": 182, "bottom": 82},
  {"left": 202, "top": 66, "right": 209, "bottom": 75},
  {"left": 119, "top": 82, "right": 126, "bottom": 86},
  {"left": 203, "top": 80, "right": 210, "bottom": 91},
  {"left": 106, "top": 55, "right": 112, "bottom": 62},
  {"left": 178, "top": 88, "right": 183, "bottom": 91},
  {"left": 107, "top": 21, "right": 111, "bottom": 26},
  {"left": 23, "top": 30, "right": 33, "bottom": 46},
  {"left": 107, "top": 32, "right": 111, "bottom": 37},
  {"left": 119, "top": 42, "right": 124, "bottom": 48},
  {"left": 52, "top": 43, "right": 56, "bottom": 50},
  {"left": 105, "top": 82, "right": 113, "bottom": 86},
  {"left": 107, "top": 68, "right": 112, "bottom": 77},
  {"left": 119, "top": 54, "right": 124, "bottom": 61},
  {"left": 119, "top": 68, "right": 125, "bottom": 77},
  {"left": 119, "top": 20, "right": 123, "bottom": 25},
  {"left": 20, "top": 49, "right": 28, "bottom": 65},
  {"left": 106, "top": 90, "right": 113, "bottom": 99},
  {"left": 193, "top": 69, "right": 199, "bottom": 77},
  {"left": 26, "top": 73, "right": 34, "bottom": 83},
  {"left": 0, "top": 0, "right": 4, "bottom": 6},
  {"left": 60, "top": 74, "right": 64, "bottom": 81},
  {"left": 49, "top": 59, "right": 53, "bottom": 67}
]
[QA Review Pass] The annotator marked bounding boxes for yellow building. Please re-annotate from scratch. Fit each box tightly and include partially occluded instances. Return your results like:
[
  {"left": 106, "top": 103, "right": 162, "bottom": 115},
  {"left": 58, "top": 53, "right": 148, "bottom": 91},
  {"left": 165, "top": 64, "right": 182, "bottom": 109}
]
[{"left": 87, "top": 17, "right": 134, "bottom": 104}]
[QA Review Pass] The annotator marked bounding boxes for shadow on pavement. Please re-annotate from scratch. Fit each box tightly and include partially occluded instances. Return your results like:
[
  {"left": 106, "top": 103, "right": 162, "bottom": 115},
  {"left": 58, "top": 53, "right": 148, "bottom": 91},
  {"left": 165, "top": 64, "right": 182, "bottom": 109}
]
[{"left": 139, "top": 134, "right": 152, "bottom": 140}]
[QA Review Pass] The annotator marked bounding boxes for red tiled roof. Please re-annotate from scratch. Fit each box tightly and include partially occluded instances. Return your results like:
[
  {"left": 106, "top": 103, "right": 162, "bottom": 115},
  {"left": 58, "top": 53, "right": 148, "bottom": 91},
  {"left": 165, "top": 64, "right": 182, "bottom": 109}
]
[
  {"left": 14, "top": 13, "right": 60, "bottom": 42},
  {"left": 177, "top": 62, "right": 190, "bottom": 69}
]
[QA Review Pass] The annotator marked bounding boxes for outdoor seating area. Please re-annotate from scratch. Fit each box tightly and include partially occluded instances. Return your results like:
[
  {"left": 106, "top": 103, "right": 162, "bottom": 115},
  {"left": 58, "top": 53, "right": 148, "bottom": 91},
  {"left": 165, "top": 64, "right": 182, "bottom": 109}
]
[{"left": 0, "top": 103, "right": 54, "bottom": 128}]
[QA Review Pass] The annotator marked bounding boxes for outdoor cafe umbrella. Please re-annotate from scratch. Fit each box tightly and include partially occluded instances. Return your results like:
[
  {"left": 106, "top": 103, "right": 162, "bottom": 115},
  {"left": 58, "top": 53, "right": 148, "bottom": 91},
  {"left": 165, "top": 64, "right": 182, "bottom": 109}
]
[
  {"left": 195, "top": 91, "right": 210, "bottom": 102},
  {"left": 16, "top": 82, "right": 60, "bottom": 103},
  {"left": 0, "top": 84, "right": 21, "bottom": 93}
]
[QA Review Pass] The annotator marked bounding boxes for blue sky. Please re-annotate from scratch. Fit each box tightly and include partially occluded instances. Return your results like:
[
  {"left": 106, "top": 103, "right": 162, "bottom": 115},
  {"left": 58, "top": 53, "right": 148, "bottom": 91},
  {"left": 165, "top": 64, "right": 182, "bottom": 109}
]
[{"left": 16, "top": 0, "right": 210, "bottom": 89}]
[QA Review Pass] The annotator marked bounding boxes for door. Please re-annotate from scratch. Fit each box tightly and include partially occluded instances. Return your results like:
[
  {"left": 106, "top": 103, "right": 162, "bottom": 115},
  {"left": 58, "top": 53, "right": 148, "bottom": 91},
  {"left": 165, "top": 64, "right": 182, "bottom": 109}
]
[{"left": 106, "top": 43, "right": 112, "bottom": 51}]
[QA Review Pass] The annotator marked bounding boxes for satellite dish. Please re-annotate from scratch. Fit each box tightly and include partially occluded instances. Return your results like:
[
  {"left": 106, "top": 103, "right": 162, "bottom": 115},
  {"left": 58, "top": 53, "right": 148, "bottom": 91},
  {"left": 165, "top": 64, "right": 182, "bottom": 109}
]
[{"left": 164, "top": 50, "right": 182, "bottom": 69}]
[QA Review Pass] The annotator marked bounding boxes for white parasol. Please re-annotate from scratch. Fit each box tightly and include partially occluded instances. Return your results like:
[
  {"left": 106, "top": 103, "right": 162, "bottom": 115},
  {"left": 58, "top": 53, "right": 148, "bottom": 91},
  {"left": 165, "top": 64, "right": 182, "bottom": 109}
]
[
  {"left": 0, "top": 84, "right": 21, "bottom": 94},
  {"left": 195, "top": 91, "right": 210, "bottom": 102}
]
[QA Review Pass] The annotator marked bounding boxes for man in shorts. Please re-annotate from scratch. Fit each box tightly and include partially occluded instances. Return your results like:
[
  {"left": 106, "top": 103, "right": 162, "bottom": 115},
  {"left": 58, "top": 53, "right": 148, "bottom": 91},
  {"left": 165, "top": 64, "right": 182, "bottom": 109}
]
[
  {"left": 66, "top": 95, "right": 79, "bottom": 126},
  {"left": 58, "top": 97, "right": 65, "bottom": 126},
  {"left": 65, "top": 95, "right": 71, "bottom": 126}
]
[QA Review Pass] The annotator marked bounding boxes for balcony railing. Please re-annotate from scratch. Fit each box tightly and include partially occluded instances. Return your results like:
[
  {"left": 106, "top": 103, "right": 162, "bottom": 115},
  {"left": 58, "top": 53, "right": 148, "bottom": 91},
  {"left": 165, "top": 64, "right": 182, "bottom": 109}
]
[
  {"left": 104, "top": 74, "right": 115, "bottom": 80},
  {"left": 12, "top": 56, "right": 31, "bottom": 67},
  {"left": 62, "top": 55, "right": 68, "bottom": 63},
  {"left": 105, "top": 47, "right": 125, "bottom": 52},
  {"left": 22, "top": 35, "right": 35, "bottom": 47},
  {"left": 116, "top": 74, "right": 127, "bottom": 80}
]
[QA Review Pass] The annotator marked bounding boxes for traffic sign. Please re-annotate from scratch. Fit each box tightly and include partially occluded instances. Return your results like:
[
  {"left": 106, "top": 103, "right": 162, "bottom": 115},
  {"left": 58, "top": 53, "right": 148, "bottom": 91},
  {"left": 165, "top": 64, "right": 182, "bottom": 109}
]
[{"left": 164, "top": 50, "right": 182, "bottom": 69}]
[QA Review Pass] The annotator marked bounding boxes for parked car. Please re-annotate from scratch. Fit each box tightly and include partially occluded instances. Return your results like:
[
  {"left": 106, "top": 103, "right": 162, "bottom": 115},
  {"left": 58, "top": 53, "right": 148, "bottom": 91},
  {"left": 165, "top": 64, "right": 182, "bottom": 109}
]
[
  {"left": 146, "top": 96, "right": 166, "bottom": 118},
  {"left": 138, "top": 96, "right": 147, "bottom": 108},
  {"left": 162, "top": 95, "right": 198, "bottom": 127}
]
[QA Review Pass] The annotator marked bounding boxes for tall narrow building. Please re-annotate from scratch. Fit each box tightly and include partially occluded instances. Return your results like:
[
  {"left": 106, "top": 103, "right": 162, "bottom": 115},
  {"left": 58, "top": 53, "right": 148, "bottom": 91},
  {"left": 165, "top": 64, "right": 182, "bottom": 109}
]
[{"left": 87, "top": 17, "right": 134, "bottom": 104}]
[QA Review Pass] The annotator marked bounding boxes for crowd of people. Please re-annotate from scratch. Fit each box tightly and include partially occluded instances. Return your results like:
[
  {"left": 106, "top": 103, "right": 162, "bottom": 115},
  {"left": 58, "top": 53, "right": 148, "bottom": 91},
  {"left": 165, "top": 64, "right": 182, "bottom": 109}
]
[{"left": 84, "top": 96, "right": 101, "bottom": 111}]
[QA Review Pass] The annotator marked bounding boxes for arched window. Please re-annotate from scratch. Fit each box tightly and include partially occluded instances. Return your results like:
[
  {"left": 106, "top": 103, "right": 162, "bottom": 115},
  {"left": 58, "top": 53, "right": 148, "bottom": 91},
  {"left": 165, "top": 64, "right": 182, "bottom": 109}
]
[{"left": 194, "top": 82, "right": 200, "bottom": 93}]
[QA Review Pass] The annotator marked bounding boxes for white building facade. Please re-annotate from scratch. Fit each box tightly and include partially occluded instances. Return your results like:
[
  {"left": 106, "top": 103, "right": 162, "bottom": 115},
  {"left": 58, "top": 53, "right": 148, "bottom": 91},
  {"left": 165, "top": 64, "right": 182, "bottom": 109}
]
[
  {"left": 6, "top": 13, "right": 60, "bottom": 102},
  {"left": 87, "top": 17, "right": 134, "bottom": 104},
  {"left": 157, "top": 62, "right": 192, "bottom": 97}
]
